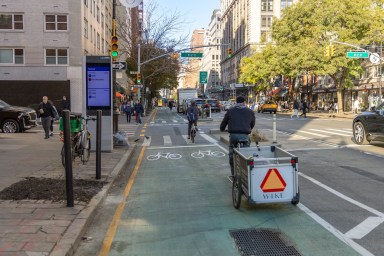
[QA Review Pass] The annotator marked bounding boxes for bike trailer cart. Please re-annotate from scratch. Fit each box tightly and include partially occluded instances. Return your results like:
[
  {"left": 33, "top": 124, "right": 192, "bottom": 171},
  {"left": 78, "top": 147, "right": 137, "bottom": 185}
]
[{"left": 232, "top": 145, "right": 299, "bottom": 209}]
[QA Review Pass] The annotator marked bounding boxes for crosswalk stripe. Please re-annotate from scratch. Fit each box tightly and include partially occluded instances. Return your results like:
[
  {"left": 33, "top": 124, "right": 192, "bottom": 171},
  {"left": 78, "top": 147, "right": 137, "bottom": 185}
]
[
  {"left": 309, "top": 129, "right": 351, "bottom": 137},
  {"left": 182, "top": 135, "right": 192, "bottom": 144},
  {"left": 162, "top": 121, "right": 166, "bottom": 124},
  {"left": 173, "top": 120, "right": 177, "bottom": 123},
  {"left": 143, "top": 136, "right": 151, "bottom": 146},
  {"left": 327, "top": 128, "right": 352, "bottom": 134},
  {"left": 295, "top": 130, "right": 329, "bottom": 137},
  {"left": 163, "top": 135, "right": 172, "bottom": 145}
]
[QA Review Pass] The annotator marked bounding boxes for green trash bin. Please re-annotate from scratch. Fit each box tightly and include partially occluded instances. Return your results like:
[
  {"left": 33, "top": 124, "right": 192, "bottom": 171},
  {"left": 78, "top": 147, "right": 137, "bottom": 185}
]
[{"left": 59, "top": 112, "right": 83, "bottom": 133}]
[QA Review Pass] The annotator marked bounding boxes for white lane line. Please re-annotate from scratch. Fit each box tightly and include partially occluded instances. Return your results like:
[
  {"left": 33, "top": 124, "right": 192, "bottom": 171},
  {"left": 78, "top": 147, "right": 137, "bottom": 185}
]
[
  {"left": 147, "top": 144, "right": 216, "bottom": 150},
  {"left": 150, "top": 121, "right": 155, "bottom": 124},
  {"left": 162, "top": 121, "right": 166, "bottom": 124},
  {"left": 309, "top": 129, "right": 351, "bottom": 137},
  {"left": 286, "top": 147, "right": 338, "bottom": 152},
  {"left": 344, "top": 217, "right": 384, "bottom": 239},
  {"left": 182, "top": 135, "right": 191, "bottom": 144},
  {"left": 200, "top": 134, "right": 219, "bottom": 144},
  {"left": 299, "top": 172, "right": 384, "bottom": 218},
  {"left": 298, "top": 204, "right": 375, "bottom": 256},
  {"left": 173, "top": 120, "right": 178, "bottom": 123},
  {"left": 295, "top": 130, "right": 329, "bottom": 137},
  {"left": 163, "top": 135, "right": 172, "bottom": 145},
  {"left": 326, "top": 128, "right": 352, "bottom": 134},
  {"left": 280, "top": 129, "right": 339, "bottom": 147},
  {"left": 142, "top": 136, "right": 151, "bottom": 146}
]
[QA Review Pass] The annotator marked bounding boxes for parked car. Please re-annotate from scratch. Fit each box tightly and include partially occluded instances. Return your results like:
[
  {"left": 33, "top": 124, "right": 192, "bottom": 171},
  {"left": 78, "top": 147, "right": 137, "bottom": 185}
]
[
  {"left": 258, "top": 101, "right": 278, "bottom": 114},
  {"left": 206, "top": 99, "right": 221, "bottom": 112},
  {"left": 0, "top": 99, "right": 37, "bottom": 133},
  {"left": 352, "top": 103, "right": 384, "bottom": 145}
]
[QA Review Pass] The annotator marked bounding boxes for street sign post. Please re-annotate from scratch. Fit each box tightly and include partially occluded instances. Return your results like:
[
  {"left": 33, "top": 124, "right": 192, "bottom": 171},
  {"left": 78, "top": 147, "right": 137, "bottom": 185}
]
[
  {"left": 199, "top": 71, "right": 208, "bottom": 84},
  {"left": 346, "top": 52, "right": 369, "bottom": 58},
  {"left": 112, "top": 61, "right": 127, "bottom": 70},
  {"left": 181, "top": 52, "right": 203, "bottom": 58}
]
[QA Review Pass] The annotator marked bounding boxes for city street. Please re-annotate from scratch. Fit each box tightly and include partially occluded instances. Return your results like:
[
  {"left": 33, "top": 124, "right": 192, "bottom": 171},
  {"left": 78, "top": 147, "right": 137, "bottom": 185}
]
[{"left": 75, "top": 108, "right": 384, "bottom": 256}]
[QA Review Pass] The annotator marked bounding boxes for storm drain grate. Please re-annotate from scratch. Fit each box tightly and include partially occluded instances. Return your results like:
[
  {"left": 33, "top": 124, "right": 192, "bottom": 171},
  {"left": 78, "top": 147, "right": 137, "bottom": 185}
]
[{"left": 229, "top": 228, "right": 301, "bottom": 256}]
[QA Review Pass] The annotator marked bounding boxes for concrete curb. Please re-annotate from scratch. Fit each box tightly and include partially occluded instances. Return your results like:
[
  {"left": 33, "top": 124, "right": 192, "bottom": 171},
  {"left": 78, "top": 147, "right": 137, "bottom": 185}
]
[{"left": 50, "top": 143, "right": 138, "bottom": 256}]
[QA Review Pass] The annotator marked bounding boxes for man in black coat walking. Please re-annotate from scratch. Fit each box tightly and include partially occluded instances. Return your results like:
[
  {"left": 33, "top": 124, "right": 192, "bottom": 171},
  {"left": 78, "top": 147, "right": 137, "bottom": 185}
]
[{"left": 37, "top": 96, "right": 56, "bottom": 139}]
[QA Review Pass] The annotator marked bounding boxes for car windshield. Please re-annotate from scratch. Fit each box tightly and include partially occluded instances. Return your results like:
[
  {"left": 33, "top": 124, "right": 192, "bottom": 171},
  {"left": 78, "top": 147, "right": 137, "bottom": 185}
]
[
  {"left": 0, "top": 100, "right": 10, "bottom": 108},
  {"left": 207, "top": 100, "right": 218, "bottom": 104}
]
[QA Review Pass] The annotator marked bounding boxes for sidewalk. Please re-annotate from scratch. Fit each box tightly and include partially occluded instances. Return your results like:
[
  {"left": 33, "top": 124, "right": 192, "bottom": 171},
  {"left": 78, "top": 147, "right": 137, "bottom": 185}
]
[
  {"left": 278, "top": 110, "right": 357, "bottom": 119},
  {"left": 0, "top": 114, "right": 147, "bottom": 256}
]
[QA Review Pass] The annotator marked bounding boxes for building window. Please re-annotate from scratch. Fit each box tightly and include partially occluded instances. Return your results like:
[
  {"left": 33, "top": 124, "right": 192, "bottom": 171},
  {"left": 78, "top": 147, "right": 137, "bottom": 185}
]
[
  {"left": 94, "top": 28, "right": 96, "bottom": 47},
  {"left": 97, "top": 6, "right": 100, "bottom": 23},
  {"left": 0, "top": 14, "right": 23, "bottom": 30},
  {"left": 45, "top": 49, "right": 68, "bottom": 65},
  {"left": 281, "top": 0, "right": 293, "bottom": 10},
  {"left": 101, "top": 13, "right": 104, "bottom": 30},
  {"left": 101, "top": 38, "right": 104, "bottom": 53},
  {"left": 261, "top": 16, "right": 273, "bottom": 28},
  {"left": 90, "top": 0, "right": 93, "bottom": 13},
  {"left": 84, "top": 18, "right": 88, "bottom": 38},
  {"left": 0, "top": 48, "right": 24, "bottom": 64},
  {"left": 97, "top": 33, "right": 100, "bottom": 49},
  {"left": 261, "top": 0, "right": 273, "bottom": 11},
  {"left": 45, "top": 15, "right": 68, "bottom": 31},
  {"left": 84, "top": 0, "right": 88, "bottom": 7}
]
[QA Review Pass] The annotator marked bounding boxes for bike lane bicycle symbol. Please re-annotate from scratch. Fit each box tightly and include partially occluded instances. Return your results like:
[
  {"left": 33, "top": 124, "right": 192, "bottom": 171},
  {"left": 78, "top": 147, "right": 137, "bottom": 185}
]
[
  {"left": 190, "top": 150, "right": 226, "bottom": 159},
  {"left": 147, "top": 152, "right": 182, "bottom": 161}
]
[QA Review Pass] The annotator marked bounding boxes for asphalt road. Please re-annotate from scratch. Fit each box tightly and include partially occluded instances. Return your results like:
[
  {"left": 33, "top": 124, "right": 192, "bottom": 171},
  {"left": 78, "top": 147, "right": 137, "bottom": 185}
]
[{"left": 75, "top": 108, "right": 384, "bottom": 256}]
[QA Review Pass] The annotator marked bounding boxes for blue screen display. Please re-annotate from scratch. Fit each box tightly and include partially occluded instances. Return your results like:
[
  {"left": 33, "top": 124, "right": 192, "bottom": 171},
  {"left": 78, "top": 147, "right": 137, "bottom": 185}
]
[{"left": 86, "top": 65, "right": 111, "bottom": 108}]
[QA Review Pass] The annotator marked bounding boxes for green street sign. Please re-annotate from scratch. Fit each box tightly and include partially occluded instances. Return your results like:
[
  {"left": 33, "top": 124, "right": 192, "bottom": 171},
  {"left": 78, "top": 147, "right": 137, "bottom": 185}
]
[
  {"left": 181, "top": 52, "right": 203, "bottom": 58},
  {"left": 347, "top": 51, "right": 369, "bottom": 58},
  {"left": 199, "top": 71, "right": 208, "bottom": 84}
]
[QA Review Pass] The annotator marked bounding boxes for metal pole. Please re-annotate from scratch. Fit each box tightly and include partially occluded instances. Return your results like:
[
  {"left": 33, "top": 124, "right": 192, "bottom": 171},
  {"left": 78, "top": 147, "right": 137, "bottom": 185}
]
[
  {"left": 63, "top": 110, "right": 74, "bottom": 207},
  {"left": 138, "top": 44, "right": 141, "bottom": 101},
  {"left": 112, "top": 0, "right": 118, "bottom": 134},
  {"left": 380, "top": 32, "right": 383, "bottom": 104},
  {"left": 96, "top": 110, "right": 102, "bottom": 180},
  {"left": 272, "top": 113, "right": 277, "bottom": 144}
]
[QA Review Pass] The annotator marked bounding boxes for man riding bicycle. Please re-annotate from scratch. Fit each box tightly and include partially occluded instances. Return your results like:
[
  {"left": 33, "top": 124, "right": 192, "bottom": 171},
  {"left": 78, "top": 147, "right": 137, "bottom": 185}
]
[
  {"left": 186, "top": 100, "right": 200, "bottom": 140},
  {"left": 220, "top": 96, "right": 255, "bottom": 176}
]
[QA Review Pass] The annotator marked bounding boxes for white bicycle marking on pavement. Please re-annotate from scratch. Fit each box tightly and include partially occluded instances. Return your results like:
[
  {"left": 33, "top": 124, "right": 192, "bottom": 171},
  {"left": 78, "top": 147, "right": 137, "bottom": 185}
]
[
  {"left": 146, "top": 152, "right": 182, "bottom": 160},
  {"left": 191, "top": 150, "right": 226, "bottom": 158}
]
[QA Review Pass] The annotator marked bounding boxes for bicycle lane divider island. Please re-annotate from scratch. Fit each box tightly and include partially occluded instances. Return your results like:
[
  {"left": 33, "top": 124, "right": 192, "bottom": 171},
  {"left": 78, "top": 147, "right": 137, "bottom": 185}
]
[{"left": 97, "top": 140, "right": 360, "bottom": 256}]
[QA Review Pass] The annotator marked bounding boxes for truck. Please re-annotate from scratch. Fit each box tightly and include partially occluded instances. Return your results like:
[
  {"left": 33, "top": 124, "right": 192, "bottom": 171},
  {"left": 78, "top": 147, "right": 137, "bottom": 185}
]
[{"left": 176, "top": 88, "right": 197, "bottom": 113}]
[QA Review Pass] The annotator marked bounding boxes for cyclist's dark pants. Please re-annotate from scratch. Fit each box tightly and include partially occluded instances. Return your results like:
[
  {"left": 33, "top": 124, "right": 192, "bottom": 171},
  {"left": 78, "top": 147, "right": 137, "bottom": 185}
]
[
  {"left": 188, "top": 121, "right": 197, "bottom": 137},
  {"left": 229, "top": 133, "right": 250, "bottom": 176}
]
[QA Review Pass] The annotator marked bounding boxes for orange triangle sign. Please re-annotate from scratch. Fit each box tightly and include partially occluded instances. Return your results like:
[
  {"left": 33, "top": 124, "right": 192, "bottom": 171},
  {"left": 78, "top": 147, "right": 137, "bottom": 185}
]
[{"left": 260, "top": 168, "right": 286, "bottom": 192}]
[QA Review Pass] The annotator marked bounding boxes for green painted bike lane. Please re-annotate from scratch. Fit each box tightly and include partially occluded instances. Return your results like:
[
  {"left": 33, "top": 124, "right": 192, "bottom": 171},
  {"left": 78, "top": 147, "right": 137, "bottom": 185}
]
[{"left": 107, "top": 144, "right": 359, "bottom": 256}]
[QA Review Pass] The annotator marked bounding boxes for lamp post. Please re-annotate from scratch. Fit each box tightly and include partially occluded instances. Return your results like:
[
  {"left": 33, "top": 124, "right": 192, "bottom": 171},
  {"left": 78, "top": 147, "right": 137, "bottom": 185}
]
[{"left": 379, "top": 31, "right": 382, "bottom": 104}]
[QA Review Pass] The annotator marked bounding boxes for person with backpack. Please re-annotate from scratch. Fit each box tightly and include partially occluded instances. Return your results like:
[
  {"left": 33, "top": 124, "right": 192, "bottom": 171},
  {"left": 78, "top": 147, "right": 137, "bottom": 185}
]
[
  {"left": 220, "top": 96, "right": 255, "bottom": 176},
  {"left": 186, "top": 100, "right": 200, "bottom": 139},
  {"left": 122, "top": 101, "right": 132, "bottom": 123},
  {"left": 134, "top": 100, "right": 144, "bottom": 124}
]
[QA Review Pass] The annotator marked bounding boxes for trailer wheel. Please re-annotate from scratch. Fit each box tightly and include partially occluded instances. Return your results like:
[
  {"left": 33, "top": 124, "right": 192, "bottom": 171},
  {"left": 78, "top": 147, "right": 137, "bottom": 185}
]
[{"left": 232, "top": 175, "right": 242, "bottom": 209}]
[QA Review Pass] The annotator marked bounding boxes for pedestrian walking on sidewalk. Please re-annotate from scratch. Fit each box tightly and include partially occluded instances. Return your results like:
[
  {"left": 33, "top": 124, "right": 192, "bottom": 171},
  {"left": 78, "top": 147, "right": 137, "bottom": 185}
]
[
  {"left": 48, "top": 100, "right": 60, "bottom": 136},
  {"left": 291, "top": 100, "right": 300, "bottom": 119},
  {"left": 134, "top": 100, "right": 144, "bottom": 124},
  {"left": 353, "top": 98, "right": 360, "bottom": 114},
  {"left": 300, "top": 100, "right": 308, "bottom": 118},
  {"left": 122, "top": 101, "right": 132, "bottom": 123},
  {"left": 37, "top": 96, "right": 56, "bottom": 139},
  {"left": 220, "top": 96, "right": 255, "bottom": 176}
]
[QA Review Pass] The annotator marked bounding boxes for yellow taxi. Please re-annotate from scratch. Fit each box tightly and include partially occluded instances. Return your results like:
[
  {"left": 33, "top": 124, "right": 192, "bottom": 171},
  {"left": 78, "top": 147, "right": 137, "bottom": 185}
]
[{"left": 257, "top": 100, "right": 278, "bottom": 114}]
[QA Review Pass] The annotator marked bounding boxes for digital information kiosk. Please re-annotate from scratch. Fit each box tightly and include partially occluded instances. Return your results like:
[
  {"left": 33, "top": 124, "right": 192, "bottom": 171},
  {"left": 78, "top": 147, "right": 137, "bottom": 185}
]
[{"left": 83, "top": 56, "right": 113, "bottom": 152}]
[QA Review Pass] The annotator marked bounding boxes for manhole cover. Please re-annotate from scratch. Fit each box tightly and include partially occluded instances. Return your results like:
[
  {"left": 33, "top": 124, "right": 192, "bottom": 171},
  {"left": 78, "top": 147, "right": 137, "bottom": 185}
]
[{"left": 229, "top": 228, "right": 301, "bottom": 256}]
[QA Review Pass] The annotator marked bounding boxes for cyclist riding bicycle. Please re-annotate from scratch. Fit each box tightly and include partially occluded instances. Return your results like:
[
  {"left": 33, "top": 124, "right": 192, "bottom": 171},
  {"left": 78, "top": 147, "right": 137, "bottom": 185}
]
[
  {"left": 220, "top": 96, "right": 255, "bottom": 176},
  {"left": 186, "top": 100, "right": 200, "bottom": 140}
]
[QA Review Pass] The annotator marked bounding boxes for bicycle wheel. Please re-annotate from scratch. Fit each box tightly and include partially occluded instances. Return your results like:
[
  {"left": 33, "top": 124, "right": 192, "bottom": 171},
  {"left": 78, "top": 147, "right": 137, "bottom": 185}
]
[
  {"left": 81, "top": 138, "right": 91, "bottom": 164},
  {"left": 211, "top": 151, "right": 225, "bottom": 157},
  {"left": 191, "top": 152, "right": 204, "bottom": 158},
  {"left": 61, "top": 144, "right": 74, "bottom": 168},
  {"left": 168, "top": 153, "right": 182, "bottom": 160},
  {"left": 232, "top": 175, "right": 242, "bottom": 209},
  {"left": 190, "top": 128, "right": 196, "bottom": 143}
]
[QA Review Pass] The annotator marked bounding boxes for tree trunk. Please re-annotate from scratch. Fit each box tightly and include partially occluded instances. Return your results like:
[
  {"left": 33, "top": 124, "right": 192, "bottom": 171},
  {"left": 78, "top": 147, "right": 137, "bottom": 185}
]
[{"left": 337, "top": 86, "right": 343, "bottom": 113}]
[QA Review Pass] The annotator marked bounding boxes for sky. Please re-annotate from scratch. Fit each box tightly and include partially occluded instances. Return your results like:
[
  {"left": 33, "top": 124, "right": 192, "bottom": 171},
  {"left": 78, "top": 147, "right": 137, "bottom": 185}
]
[{"left": 153, "top": 0, "right": 221, "bottom": 36}]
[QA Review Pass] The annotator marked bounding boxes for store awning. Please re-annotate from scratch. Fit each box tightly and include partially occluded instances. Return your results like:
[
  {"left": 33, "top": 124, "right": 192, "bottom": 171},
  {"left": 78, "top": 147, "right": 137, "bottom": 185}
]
[{"left": 116, "top": 92, "right": 124, "bottom": 98}]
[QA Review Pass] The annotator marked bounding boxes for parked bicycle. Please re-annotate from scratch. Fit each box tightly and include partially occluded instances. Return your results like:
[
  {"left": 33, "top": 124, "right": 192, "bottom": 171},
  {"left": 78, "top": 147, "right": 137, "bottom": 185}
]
[{"left": 60, "top": 114, "right": 95, "bottom": 167}]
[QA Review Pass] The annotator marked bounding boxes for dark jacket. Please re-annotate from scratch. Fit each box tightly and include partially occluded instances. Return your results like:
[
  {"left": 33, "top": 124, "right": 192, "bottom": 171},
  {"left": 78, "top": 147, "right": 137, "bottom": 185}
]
[
  {"left": 37, "top": 102, "right": 55, "bottom": 118},
  {"left": 61, "top": 99, "right": 70, "bottom": 111},
  {"left": 134, "top": 103, "right": 144, "bottom": 114},
  {"left": 293, "top": 101, "right": 299, "bottom": 110},
  {"left": 220, "top": 103, "right": 255, "bottom": 134}
]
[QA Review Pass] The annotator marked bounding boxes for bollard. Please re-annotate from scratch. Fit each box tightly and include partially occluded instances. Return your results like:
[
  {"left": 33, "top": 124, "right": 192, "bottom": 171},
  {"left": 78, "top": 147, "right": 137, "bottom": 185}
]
[
  {"left": 63, "top": 110, "right": 74, "bottom": 207},
  {"left": 96, "top": 110, "right": 102, "bottom": 180},
  {"left": 272, "top": 114, "right": 277, "bottom": 144}
]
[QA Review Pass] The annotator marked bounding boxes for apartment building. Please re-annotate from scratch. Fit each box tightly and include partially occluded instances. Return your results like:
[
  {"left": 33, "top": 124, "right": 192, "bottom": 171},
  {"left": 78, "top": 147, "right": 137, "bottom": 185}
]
[
  {"left": 0, "top": 0, "right": 130, "bottom": 112},
  {"left": 184, "top": 29, "right": 206, "bottom": 90},
  {"left": 220, "top": 0, "right": 295, "bottom": 87},
  {"left": 201, "top": 9, "right": 222, "bottom": 92}
]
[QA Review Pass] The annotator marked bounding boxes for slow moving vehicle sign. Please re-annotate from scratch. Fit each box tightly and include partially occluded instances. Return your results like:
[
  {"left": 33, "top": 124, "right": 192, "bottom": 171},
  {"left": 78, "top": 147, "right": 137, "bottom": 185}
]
[{"left": 260, "top": 168, "right": 287, "bottom": 192}]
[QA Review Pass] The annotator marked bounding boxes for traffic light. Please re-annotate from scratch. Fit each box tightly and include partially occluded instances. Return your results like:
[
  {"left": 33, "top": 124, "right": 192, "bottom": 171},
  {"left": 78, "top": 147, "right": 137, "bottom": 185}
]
[
  {"left": 324, "top": 45, "right": 330, "bottom": 57},
  {"left": 137, "top": 73, "right": 141, "bottom": 84},
  {"left": 228, "top": 48, "right": 232, "bottom": 58},
  {"left": 111, "top": 36, "right": 118, "bottom": 58},
  {"left": 330, "top": 45, "right": 336, "bottom": 56}
]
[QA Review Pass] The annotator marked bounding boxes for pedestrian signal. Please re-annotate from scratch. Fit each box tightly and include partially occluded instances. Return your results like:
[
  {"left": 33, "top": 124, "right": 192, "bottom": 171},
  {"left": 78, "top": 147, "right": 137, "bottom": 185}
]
[{"left": 137, "top": 73, "right": 141, "bottom": 84}]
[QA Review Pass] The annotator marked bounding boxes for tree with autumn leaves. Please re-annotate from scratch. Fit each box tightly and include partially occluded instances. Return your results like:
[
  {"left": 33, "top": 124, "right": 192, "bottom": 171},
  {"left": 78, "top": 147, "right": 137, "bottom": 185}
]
[{"left": 240, "top": 0, "right": 384, "bottom": 111}]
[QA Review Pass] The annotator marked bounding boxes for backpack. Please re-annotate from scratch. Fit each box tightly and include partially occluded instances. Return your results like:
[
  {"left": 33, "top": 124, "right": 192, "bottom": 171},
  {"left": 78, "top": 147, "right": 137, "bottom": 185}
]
[{"left": 187, "top": 107, "right": 197, "bottom": 122}]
